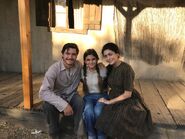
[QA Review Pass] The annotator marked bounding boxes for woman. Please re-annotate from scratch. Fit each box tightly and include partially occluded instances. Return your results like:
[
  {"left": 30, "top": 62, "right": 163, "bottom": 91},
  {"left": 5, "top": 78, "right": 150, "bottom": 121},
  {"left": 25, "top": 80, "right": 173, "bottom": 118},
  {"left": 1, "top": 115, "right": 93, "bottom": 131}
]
[
  {"left": 81, "top": 49, "right": 108, "bottom": 139},
  {"left": 95, "top": 43, "right": 153, "bottom": 139}
]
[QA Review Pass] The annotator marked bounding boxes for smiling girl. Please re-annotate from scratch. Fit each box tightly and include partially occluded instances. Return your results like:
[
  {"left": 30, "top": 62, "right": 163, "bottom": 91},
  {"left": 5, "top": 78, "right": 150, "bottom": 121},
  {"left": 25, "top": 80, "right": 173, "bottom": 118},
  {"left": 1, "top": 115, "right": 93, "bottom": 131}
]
[{"left": 81, "top": 49, "right": 108, "bottom": 139}]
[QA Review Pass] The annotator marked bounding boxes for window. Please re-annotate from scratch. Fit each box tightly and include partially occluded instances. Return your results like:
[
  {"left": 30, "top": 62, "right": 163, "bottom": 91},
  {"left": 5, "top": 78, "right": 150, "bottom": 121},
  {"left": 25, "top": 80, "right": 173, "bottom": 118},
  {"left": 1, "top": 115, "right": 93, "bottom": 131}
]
[
  {"left": 52, "top": 0, "right": 84, "bottom": 33},
  {"left": 35, "top": 0, "right": 102, "bottom": 34},
  {"left": 35, "top": 0, "right": 50, "bottom": 26}
]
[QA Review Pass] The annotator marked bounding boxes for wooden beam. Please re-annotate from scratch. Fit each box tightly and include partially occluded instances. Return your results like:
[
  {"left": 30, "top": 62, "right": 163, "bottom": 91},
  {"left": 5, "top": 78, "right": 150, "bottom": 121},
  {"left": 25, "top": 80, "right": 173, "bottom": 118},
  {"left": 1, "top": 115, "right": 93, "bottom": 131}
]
[{"left": 18, "top": 0, "right": 33, "bottom": 109}]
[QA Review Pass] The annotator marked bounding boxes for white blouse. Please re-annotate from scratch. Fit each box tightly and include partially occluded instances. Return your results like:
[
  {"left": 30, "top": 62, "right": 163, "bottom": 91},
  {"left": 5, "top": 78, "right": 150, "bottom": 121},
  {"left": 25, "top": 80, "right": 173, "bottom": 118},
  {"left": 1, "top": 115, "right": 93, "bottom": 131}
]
[{"left": 81, "top": 64, "right": 107, "bottom": 93}]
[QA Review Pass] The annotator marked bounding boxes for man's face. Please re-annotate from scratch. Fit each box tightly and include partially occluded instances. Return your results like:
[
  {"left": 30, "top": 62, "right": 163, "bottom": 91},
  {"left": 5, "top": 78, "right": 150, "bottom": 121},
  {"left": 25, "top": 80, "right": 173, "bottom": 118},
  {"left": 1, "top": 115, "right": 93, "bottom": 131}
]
[{"left": 62, "top": 48, "right": 78, "bottom": 68}]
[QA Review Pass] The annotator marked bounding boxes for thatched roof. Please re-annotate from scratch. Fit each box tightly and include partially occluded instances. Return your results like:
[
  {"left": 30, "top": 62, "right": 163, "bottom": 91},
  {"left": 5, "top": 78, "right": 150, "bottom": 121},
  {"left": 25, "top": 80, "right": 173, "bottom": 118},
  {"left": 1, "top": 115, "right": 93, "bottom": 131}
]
[
  {"left": 120, "top": 0, "right": 185, "bottom": 7},
  {"left": 136, "top": 0, "right": 185, "bottom": 7}
]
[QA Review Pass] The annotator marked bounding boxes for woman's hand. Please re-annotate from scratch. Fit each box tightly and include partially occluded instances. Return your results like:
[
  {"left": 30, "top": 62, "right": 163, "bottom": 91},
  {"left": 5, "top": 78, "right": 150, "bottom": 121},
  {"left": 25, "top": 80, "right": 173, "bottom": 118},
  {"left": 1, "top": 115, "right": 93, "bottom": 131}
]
[
  {"left": 98, "top": 90, "right": 132, "bottom": 105},
  {"left": 98, "top": 98, "right": 110, "bottom": 105}
]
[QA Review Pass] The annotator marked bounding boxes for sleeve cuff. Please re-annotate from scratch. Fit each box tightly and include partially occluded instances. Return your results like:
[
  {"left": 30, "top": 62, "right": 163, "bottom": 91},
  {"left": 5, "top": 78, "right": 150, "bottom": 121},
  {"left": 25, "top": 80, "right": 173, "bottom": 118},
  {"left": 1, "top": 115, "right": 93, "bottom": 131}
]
[{"left": 56, "top": 100, "right": 68, "bottom": 112}]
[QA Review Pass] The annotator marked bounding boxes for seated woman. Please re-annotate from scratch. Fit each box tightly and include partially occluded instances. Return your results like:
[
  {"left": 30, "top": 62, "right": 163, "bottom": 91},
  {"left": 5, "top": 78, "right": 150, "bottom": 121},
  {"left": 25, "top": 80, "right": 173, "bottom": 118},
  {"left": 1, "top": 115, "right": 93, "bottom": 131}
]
[
  {"left": 95, "top": 43, "right": 153, "bottom": 139},
  {"left": 81, "top": 49, "right": 108, "bottom": 139}
]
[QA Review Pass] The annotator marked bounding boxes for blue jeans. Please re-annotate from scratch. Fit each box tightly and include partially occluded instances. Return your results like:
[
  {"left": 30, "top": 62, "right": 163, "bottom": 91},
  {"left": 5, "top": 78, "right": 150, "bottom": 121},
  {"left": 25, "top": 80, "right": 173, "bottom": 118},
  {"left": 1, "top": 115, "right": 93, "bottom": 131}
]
[{"left": 83, "top": 93, "right": 108, "bottom": 139}]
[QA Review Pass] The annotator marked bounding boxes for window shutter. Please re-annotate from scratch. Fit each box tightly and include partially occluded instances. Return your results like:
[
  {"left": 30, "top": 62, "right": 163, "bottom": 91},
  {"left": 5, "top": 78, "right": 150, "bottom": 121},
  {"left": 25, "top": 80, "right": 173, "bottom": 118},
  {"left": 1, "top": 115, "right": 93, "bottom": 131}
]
[
  {"left": 83, "top": 0, "right": 102, "bottom": 30},
  {"left": 35, "top": 0, "right": 50, "bottom": 26},
  {"left": 83, "top": 3, "right": 90, "bottom": 30},
  {"left": 48, "top": 0, "right": 56, "bottom": 27}
]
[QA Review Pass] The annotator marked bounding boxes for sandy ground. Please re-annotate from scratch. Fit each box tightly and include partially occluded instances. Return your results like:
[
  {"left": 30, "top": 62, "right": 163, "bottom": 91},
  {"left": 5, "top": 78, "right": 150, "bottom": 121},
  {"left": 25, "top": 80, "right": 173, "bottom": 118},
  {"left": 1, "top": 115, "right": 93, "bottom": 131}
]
[
  {"left": 0, "top": 108, "right": 78, "bottom": 139},
  {"left": 0, "top": 108, "right": 48, "bottom": 139},
  {"left": 1, "top": 108, "right": 185, "bottom": 139},
  {"left": 0, "top": 120, "right": 48, "bottom": 139}
]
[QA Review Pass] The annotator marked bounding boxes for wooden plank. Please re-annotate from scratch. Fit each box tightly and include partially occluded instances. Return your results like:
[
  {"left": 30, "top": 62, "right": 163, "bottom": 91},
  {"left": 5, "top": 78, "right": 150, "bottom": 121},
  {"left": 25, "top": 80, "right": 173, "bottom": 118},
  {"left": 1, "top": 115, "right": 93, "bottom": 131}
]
[
  {"left": 32, "top": 98, "right": 43, "bottom": 111},
  {"left": 0, "top": 72, "right": 19, "bottom": 82},
  {"left": 0, "top": 75, "right": 22, "bottom": 93},
  {"left": 18, "top": 0, "right": 33, "bottom": 109},
  {"left": 153, "top": 80, "right": 185, "bottom": 127},
  {"left": 32, "top": 75, "right": 46, "bottom": 110},
  {"left": 134, "top": 79, "right": 142, "bottom": 94},
  {"left": 89, "top": 4, "right": 96, "bottom": 29},
  {"left": 0, "top": 74, "right": 40, "bottom": 108},
  {"left": 83, "top": 3, "right": 90, "bottom": 29},
  {"left": 0, "top": 87, "right": 22, "bottom": 108},
  {"left": 3, "top": 93, "right": 23, "bottom": 108},
  {"left": 0, "top": 80, "right": 22, "bottom": 102},
  {"left": 32, "top": 74, "right": 44, "bottom": 97},
  {"left": 32, "top": 75, "right": 44, "bottom": 109},
  {"left": 148, "top": 127, "right": 169, "bottom": 139},
  {"left": 6, "top": 74, "right": 40, "bottom": 108},
  {"left": 18, "top": 74, "right": 44, "bottom": 109},
  {"left": 0, "top": 74, "right": 38, "bottom": 101},
  {"left": 94, "top": 3, "right": 102, "bottom": 30},
  {"left": 139, "top": 80, "right": 176, "bottom": 128},
  {"left": 166, "top": 128, "right": 185, "bottom": 139},
  {"left": 180, "top": 81, "right": 185, "bottom": 87},
  {"left": 168, "top": 81, "right": 185, "bottom": 102},
  {"left": 78, "top": 82, "right": 84, "bottom": 97}
]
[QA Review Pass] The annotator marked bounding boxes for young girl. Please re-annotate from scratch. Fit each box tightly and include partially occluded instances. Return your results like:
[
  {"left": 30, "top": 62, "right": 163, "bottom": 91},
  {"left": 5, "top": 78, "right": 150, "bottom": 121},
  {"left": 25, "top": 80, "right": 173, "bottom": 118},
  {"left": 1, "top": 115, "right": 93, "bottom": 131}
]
[
  {"left": 95, "top": 43, "right": 153, "bottom": 139},
  {"left": 81, "top": 49, "right": 108, "bottom": 139}
]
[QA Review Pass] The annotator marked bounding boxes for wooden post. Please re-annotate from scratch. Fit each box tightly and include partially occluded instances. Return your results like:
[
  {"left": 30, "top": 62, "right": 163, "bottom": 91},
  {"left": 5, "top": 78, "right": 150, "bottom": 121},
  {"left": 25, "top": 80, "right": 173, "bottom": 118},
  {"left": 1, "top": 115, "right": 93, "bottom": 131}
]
[{"left": 18, "top": 0, "right": 33, "bottom": 109}]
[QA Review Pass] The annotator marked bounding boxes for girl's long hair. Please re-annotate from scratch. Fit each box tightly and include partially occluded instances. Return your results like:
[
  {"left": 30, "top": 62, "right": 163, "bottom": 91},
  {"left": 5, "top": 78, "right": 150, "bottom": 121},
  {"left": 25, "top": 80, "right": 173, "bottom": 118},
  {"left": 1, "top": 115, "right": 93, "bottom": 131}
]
[{"left": 83, "top": 49, "right": 101, "bottom": 92}]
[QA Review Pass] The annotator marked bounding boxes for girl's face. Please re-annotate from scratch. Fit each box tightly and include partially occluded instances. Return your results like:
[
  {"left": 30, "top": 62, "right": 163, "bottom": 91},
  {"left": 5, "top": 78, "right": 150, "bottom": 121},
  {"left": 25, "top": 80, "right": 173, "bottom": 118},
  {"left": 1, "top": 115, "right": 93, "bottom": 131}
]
[
  {"left": 85, "top": 55, "right": 98, "bottom": 70},
  {"left": 103, "top": 49, "right": 119, "bottom": 65}
]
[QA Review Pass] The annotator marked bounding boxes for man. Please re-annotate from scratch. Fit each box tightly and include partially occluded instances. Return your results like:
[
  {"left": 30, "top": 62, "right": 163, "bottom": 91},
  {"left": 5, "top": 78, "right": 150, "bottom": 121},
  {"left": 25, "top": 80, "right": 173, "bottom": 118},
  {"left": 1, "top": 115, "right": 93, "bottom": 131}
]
[{"left": 39, "top": 43, "right": 83, "bottom": 139}]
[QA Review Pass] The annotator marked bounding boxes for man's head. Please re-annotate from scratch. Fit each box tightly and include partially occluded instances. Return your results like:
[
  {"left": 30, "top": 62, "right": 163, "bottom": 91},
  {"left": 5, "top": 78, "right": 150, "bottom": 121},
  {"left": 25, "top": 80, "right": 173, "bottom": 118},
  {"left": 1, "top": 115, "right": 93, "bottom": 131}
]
[
  {"left": 61, "top": 43, "right": 79, "bottom": 68},
  {"left": 61, "top": 43, "right": 79, "bottom": 55}
]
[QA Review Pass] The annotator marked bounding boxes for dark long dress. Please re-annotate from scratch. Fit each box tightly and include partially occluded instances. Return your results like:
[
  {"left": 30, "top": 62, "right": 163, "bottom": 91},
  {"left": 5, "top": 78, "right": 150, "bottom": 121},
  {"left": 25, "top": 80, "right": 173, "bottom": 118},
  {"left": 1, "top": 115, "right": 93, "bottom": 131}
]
[{"left": 95, "top": 62, "right": 153, "bottom": 139}]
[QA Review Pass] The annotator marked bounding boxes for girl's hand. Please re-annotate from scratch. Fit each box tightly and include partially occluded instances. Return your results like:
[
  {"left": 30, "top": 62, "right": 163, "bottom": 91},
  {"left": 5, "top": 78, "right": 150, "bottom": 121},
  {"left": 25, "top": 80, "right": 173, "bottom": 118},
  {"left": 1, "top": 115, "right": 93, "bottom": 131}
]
[{"left": 98, "top": 98, "right": 110, "bottom": 104}]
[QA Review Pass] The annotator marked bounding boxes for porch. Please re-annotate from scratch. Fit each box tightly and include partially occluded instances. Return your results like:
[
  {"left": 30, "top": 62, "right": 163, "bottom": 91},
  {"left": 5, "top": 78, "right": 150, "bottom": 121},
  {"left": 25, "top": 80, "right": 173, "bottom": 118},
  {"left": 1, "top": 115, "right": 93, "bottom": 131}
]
[{"left": 0, "top": 72, "right": 185, "bottom": 129}]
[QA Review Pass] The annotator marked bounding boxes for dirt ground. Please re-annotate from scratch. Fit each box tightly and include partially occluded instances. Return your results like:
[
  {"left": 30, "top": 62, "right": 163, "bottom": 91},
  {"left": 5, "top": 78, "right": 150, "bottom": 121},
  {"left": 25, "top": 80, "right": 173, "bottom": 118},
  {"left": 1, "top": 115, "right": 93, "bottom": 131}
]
[
  {"left": 1, "top": 108, "right": 185, "bottom": 139},
  {"left": 0, "top": 108, "right": 81, "bottom": 139},
  {"left": 0, "top": 109, "right": 48, "bottom": 139}
]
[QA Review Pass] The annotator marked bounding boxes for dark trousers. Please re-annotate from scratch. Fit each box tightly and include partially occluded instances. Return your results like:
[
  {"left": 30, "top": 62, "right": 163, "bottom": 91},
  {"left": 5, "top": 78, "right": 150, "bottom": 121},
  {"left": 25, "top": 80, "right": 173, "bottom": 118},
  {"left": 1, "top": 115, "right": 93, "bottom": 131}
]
[{"left": 43, "top": 94, "right": 84, "bottom": 136}]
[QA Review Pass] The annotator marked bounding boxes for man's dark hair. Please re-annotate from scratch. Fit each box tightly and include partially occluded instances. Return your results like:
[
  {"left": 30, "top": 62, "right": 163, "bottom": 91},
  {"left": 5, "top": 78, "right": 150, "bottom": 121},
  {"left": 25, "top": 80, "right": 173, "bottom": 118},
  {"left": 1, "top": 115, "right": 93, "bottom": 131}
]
[{"left": 61, "top": 43, "right": 79, "bottom": 54}]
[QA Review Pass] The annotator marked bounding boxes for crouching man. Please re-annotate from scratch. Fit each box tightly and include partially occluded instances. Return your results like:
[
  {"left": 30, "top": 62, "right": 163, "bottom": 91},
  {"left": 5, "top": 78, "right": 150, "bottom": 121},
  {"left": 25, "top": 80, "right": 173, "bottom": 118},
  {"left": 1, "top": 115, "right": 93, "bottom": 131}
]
[{"left": 39, "top": 43, "right": 84, "bottom": 139}]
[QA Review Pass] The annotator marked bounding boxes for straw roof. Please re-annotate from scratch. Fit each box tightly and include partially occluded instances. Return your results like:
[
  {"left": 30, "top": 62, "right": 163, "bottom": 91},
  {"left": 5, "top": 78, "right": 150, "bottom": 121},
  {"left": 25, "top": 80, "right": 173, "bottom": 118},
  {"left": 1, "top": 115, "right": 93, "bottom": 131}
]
[{"left": 117, "top": 0, "right": 185, "bottom": 7}]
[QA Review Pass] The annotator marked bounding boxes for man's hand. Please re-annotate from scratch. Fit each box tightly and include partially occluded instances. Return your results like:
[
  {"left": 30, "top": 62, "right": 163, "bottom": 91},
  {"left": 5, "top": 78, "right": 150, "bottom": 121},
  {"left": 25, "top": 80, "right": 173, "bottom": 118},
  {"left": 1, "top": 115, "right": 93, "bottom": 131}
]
[{"left": 63, "top": 104, "right": 74, "bottom": 116}]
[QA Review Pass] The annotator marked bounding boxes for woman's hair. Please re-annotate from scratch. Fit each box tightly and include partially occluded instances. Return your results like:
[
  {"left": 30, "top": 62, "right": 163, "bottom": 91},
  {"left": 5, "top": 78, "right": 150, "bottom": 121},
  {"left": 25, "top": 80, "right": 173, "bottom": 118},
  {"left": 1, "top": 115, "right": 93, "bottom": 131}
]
[
  {"left": 101, "top": 42, "right": 120, "bottom": 78},
  {"left": 83, "top": 49, "right": 100, "bottom": 92},
  {"left": 101, "top": 42, "right": 120, "bottom": 55}
]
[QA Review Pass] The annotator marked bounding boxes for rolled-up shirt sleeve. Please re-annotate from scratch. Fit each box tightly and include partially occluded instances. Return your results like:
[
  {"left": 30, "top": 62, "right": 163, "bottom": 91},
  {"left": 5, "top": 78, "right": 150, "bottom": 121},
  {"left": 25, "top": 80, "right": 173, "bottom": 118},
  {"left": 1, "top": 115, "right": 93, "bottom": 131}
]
[{"left": 39, "top": 66, "right": 68, "bottom": 112}]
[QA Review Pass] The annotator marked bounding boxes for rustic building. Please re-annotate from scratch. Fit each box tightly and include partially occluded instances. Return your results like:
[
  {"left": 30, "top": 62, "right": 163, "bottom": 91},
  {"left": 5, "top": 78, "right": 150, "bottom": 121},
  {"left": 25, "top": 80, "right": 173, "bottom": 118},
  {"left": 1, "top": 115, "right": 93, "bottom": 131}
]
[{"left": 1, "top": 0, "right": 185, "bottom": 80}]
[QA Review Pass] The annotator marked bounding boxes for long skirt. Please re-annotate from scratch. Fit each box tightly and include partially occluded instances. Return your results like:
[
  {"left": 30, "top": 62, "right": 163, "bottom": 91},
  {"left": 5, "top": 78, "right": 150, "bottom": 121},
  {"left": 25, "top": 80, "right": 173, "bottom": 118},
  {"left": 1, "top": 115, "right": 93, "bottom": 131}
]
[{"left": 95, "top": 89, "right": 153, "bottom": 139}]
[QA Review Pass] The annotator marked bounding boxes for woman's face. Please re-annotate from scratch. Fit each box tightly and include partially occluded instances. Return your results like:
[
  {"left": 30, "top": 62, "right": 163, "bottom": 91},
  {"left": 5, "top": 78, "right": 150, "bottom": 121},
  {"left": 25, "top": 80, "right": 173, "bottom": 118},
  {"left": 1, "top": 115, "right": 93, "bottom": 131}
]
[
  {"left": 85, "top": 55, "right": 98, "bottom": 70},
  {"left": 103, "top": 49, "right": 119, "bottom": 65}
]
